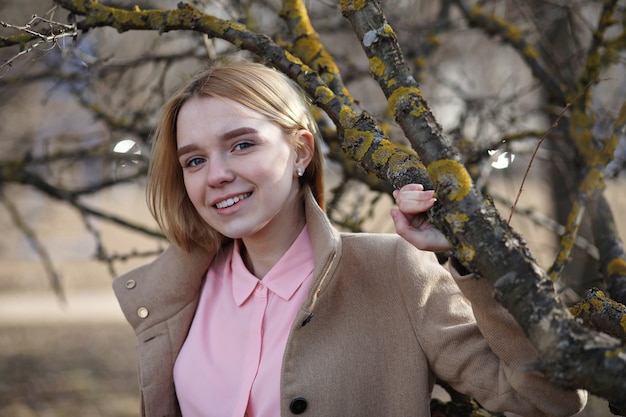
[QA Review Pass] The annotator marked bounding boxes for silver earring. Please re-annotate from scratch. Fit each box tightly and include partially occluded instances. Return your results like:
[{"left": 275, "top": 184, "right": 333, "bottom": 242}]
[{"left": 296, "top": 167, "right": 304, "bottom": 177}]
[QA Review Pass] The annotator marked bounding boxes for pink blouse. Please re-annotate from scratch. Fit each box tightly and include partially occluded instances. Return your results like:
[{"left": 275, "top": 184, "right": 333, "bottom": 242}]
[{"left": 173, "top": 226, "right": 315, "bottom": 417}]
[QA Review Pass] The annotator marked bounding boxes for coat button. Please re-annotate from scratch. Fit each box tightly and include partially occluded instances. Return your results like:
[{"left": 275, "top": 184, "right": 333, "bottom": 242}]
[
  {"left": 137, "top": 307, "right": 149, "bottom": 319},
  {"left": 125, "top": 279, "right": 136, "bottom": 289},
  {"left": 289, "top": 397, "right": 307, "bottom": 414}
]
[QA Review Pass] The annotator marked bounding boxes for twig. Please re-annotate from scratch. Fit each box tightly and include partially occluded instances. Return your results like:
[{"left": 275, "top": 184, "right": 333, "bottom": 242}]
[
  {"left": 0, "top": 189, "right": 66, "bottom": 303},
  {"left": 0, "top": 14, "right": 77, "bottom": 73},
  {"left": 507, "top": 102, "right": 572, "bottom": 224}
]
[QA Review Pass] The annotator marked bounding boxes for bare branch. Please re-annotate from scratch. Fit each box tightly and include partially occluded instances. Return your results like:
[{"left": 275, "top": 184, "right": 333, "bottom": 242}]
[
  {"left": 0, "top": 188, "right": 65, "bottom": 303},
  {"left": 507, "top": 101, "right": 573, "bottom": 224},
  {"left": 0, "top": 14, "right": 77, "bottom": 74}
]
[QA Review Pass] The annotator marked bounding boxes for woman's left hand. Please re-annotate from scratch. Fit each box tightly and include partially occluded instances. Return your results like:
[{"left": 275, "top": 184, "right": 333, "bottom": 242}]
[{"left": 390, "top": 184, "right": 451, "bottom": 253}]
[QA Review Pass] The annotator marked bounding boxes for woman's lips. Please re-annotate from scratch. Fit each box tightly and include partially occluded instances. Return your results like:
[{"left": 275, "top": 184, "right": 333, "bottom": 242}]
[{"left": 215, "top": 192, "right": 252, "bottom": 209}]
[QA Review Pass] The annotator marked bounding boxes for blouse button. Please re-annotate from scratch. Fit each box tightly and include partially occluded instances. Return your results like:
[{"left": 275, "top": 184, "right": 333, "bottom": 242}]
[
  {"left": 137, "top": 307, "right": 149, "bottom": 319},
  {"left": 289, "top": 397, "right": 307, "bottom": 414},
  {"left": 125, "top": 279, "right": 136, "bottom": 289}
]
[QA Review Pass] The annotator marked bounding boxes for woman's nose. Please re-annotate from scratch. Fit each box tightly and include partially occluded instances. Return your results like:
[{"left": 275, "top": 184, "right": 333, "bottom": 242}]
[{"left": 206, "top": 157, "right": 235, "bottom": 187}]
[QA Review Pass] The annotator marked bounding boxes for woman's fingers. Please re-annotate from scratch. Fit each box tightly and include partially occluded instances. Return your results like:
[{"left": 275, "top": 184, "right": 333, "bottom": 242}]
[
  {"left": 393, "top": 185, "right": 436, "bottom": 215},
  {"left": 391, "top": 184, "right": 451, "bottom": 252}
]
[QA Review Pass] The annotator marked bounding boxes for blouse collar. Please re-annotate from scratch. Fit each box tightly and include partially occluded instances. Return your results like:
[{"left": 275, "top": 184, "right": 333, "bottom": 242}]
[{"left": 231, "top": 225, "right": 314, "bottom": 306}]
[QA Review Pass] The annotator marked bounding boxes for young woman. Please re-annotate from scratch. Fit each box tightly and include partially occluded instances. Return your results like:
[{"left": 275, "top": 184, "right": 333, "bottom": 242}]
[{"left": 113, "top": 61, "right": 586, "bottom": 417}]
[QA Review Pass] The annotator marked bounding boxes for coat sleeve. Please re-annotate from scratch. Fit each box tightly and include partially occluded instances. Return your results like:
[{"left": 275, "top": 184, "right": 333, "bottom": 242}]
[
  {"left": 394, "top": 239, "right": 587, "bottom": 417},
  {"left": 453, "top": 267, "right": 587, "bottom": 416}
]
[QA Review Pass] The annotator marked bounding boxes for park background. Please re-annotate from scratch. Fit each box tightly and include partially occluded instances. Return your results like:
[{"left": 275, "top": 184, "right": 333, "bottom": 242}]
[{"left": 1, "top": 0, "right": 625, "bottom": 416}]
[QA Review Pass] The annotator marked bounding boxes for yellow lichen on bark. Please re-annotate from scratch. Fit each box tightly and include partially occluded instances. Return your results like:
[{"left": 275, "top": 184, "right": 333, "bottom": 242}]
[
  {"left": 580, "top": 167, "right": 603, "bottom": 192},
  {"left": 570, "top": 107, "right": 595, "bottom": 153},
  {"left": 522, "top": 44, "right": 539, "bottom": 59},
  {"left": 340, "top": 0, "right": 366, "bottom": 11},
  {"left": 427, "top": 34, "right": 439, "bottom": 46},
  {"left": 616, "top": 102, "right": 626, "bottom": 127},
  {"left": 590, "top": 297, "right": 605, "bottom": 310},
  {"left": 427, "top": 159, "right": 472, "bottom": 201},
  {"left": 605, "top": 348, "right": 625, "bottom": 359},
  {"left": 553, "top": 224, "right": 576, "bottom": 270},
  {"left": 352, "top": 0, "right": 367, "bottom": 11},
  {"left": 414, "top": 57, "right": 426, "bottom": 69},
  {"left": 314, "top": 85, "right": 335, "bottom": 105},
  {"left": 388, "top": 86, "right": 424, "bottom": 117},
  {"left": 468, "top": 4, "right": 522, "bottom": 42},
  {"left": 569, "top": 302, "right": 590, "bottom": 316},
  {"left": 339, "top": 106, "right": 358, "bottom": 127},
  {"left": 468, "top": 4, "right": 483, "bottom": 19},
  {"left": 382, "top": 23, "right": 394, "bottom": 36},
  {"left": 343, "top": 127, "right": 374, "bottom": 161},
  {"left": 387, "top": 151, "right": 422, "bottom": 171},
  {"left": 608, "top": 258, "right": 626, "bottom": 277},
  {"left": 410, "top": 108, "right": 425, "bottom": 118},
  {"left": 229, "top": 20, "right": 250, "bottom": 33},
  {"left": 281, "top": 0, "right": 341, "bottom": 76},
  {"left": 103, "top": 8, "right": 146, "bottom": 29},
  {"left": 371, "top": 146, "right": 393, "bottom": 166},
  {"left": 368, "top": 56, "right": 385, "bottom": 77},
  {"left": 568, "top": 289, "right": 626, "bottom": 339},
  {"left": 281, "top": 0, "right": 310, "bottom": 34},
  {"left": 294, "top": 37, "right": 323, "bottom": 63},
  {"left": 445, "top": 212, "right": 470, "bottom": 233},
  {"left": 67, "top": 0, "right": 89, "bottom": 13},
  {"left": 492, "top": 15, "right": 522, "bottom": 42},
  {"left": 457, "top": 242, "right": 476, "bottom": 263}
]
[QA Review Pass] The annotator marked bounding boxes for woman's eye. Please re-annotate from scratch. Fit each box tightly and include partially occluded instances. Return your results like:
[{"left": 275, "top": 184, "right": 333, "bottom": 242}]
[
  {"left": 185, "top": 157, "right": 205, "bottom": 168},
  {"left": 233, "top": 142, "right": 253, "bottom": 151}
]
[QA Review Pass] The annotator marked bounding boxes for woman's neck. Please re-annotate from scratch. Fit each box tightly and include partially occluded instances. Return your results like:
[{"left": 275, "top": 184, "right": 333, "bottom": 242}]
[{"left": 240, "top": 211, "right": 306, "bottom": 279}]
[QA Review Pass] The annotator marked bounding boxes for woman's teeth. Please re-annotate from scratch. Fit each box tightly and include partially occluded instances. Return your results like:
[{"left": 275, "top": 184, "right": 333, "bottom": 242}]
[{"left": 215, "top": 193, "right": 251, "bottom": 209}]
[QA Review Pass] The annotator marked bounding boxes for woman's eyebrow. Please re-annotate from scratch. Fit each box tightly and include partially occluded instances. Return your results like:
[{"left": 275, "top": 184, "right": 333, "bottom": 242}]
[
  {"left": 177, "top": 144, "right": 198, "bottom": 158},
  {"left": 221, "top": 127, "right": 258, "bottom": 140},
  {"left": 176, "top": 127, "right": 259, "bottom": 158}
]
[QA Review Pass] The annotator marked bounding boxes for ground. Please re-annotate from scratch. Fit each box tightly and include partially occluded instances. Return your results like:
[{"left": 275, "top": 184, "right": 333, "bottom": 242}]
[
  {"left": 0, "top": 324, "right": 139, "bottom": 417},
  {"left": 0, "top": 294, "right": 615, "bottom": 417}
]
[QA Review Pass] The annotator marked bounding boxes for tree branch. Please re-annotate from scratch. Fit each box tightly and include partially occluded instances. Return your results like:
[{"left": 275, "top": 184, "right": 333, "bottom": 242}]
[
  {"left": 341, "top": 0, "right": 626, "bottom": 409},
  {"left": 452, "top": 0, "right": 566, "bottom": 101},
  {"left": 569, "top": 288, "right": 626, "bottom": 344},
  {"left": 0, "top": 188, "right": 65, "bottom": 303}
]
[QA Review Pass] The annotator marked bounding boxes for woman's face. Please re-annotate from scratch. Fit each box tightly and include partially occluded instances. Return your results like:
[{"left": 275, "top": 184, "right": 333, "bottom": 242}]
[{"left": 176, "top": 96, "right": 310, "bottom": 244}]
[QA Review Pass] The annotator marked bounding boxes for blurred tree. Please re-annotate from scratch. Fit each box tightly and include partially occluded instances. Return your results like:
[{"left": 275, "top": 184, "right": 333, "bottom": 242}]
[{"left": 1, "top": 0, "right": 625, "bottom": 414}]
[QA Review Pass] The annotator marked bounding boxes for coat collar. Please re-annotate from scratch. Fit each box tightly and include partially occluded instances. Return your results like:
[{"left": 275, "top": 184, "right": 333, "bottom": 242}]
[
  {"left": 113, "top": 186, "right": 341, "bottom": 334},
  {"left": 301, "top": 188, "right": 342, "bottom": 319}
]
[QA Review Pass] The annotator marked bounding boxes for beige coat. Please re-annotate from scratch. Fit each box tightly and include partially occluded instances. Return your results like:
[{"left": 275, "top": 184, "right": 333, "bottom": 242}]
[{"left": 113, "top": 190, "right": 585, "bottom": 417}]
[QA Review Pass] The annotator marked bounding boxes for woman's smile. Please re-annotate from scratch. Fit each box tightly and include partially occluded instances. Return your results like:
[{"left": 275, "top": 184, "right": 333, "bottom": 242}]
[{"left": 214, "top": 192, "right": 252, "bottom": 210}]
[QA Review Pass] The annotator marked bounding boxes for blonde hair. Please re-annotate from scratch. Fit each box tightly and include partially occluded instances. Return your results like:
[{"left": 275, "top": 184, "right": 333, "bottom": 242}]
[{"left": 147, "top": 61, "right": 325, "bottom": 252}]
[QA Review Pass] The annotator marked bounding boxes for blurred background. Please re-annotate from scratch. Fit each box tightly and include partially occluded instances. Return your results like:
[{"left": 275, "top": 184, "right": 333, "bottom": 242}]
[{"left": 1, "top": 0, "right": 625, "bottom": 415}]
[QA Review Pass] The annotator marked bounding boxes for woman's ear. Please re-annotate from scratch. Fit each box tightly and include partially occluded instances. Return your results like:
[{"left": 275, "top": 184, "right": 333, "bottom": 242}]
[{"left": 294, "top": 129, "right": 315, "bottom": 170}]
